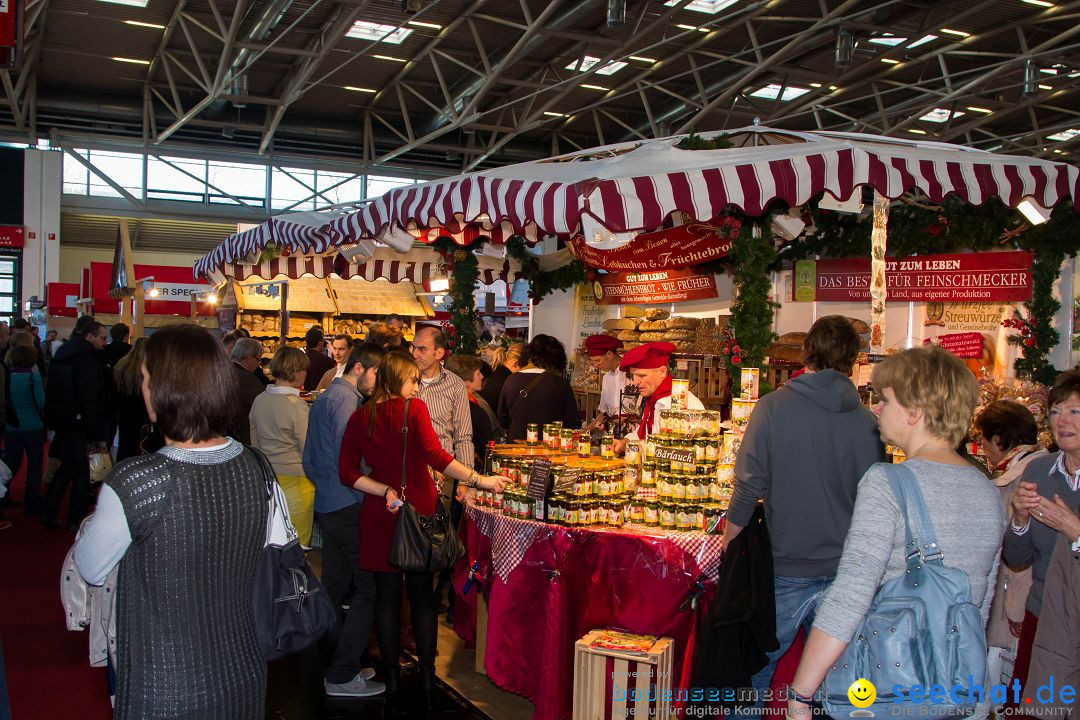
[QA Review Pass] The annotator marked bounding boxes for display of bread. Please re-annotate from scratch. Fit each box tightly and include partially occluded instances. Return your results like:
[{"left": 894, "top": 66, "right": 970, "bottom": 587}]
[
  {"left": 644, "top": 308, "right": 670, "bottom": 321},
  {"left": 766, "top": 317, "right": 870, "bottom": 363},
  {"left": 603, "top": 318, "right": 638, "bottom": 331},
  {"left": 615, "top": 330, "right": 640, "bottom": 341},
  {"left": 600, "top": 306, "right": 705, "bottom": 354}
]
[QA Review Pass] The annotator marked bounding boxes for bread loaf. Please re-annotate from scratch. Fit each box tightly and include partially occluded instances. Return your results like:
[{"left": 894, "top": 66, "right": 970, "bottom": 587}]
[
  {"left": 603, "top": 318, "right": 637, "bottom": 331},
  {"left": 665, "top": 317, "right": 699, "bottom": 330},
  {"left": 622, "top": 306, "right": 646, "bottom": 318},
  {"left": 616, "top": 330, "right": 641, "bottom": 341},
  {"left": 644, "top": 308, "right": 670, "bottom": 321},
  {"left": 778, "top": 331, "right": 807, "bottom": 345},
  {"left": 663, "top": 329, "right": 695, "bottom": 341},
  {"left": 766, "top": 343, "right": 803, "bottom": 363},
  {"left": 639, "top": 332, "right": 666, "bottom": 342},
  {"left": 674, "top": 342, "right": 694, "bottom": 352},
  {"left": 637, "top": 320, "right": 667, "bottom": 331}
]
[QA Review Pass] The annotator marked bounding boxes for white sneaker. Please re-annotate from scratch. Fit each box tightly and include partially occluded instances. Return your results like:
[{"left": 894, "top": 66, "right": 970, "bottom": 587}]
[{"left": 324, "top": 672, "right": 385, "bottom": 698}]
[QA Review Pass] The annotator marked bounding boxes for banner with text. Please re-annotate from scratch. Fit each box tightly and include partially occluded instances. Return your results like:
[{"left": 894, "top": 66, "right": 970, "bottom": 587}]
[
  {"left": 593, "top": 269, "right": 718, "bottom": 305},
  {"left": 569, "top": 218, "right": 738, "bottom": 272},
  {"left": 796, "top": 251, "right": 1032, "bottom": 303}
]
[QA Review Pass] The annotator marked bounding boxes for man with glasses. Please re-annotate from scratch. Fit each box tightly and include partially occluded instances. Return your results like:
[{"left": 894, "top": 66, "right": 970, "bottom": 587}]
[{"left": 42, "top": 317, "right": 108, "bottom": 530}]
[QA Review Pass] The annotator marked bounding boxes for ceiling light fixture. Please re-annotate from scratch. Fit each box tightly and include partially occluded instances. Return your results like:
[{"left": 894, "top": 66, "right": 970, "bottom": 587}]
[
  {"left": 123, "top": 20, "right": 166, "bottom": 29},
  {"left": 629, "top": 55, "right": 656, "bottom": 63},
  {"left": 406, "top": 20, "right": 442, "bottom": 29},
  {"left": 1039, "top": 83, "right": 1053, "bottom": 90},
  {"left": 543, "top": 111, "right": 568, "bottom": 117},
  {"left": 344, "top": 86, "right": 377, "bottom": 93},
  {"left": 1022, "top": 0, "right": 1054, "bottom": 7},
  {"left": 809, "top": 82, "right": 822, "bottom": 88},
  {"left": 940, "top": 28, "right": 971, "bottom": 37},
  {"left": 966, "top": 106, "right": 993, "bottom": 113},
  {"left": 97, "top": 0, "right": 150, "bottom": 6},
  {"left": 908, "top": 129, "right": 927, "bottom": 135},
  {"left": 1017, "top": 198, "right": 1051, "bottom": 225},
  {"left": 112, "top": 56, "right": 151, "bottom": 65},
  {"left": 372, "top": 54, "right": 407, "bottom": 62},
  {"left": 676, "top": 23, "right": 710, "bottom": 32},
  {"left": 880, "top": 58, "right": 900, "bottom": 64},
  {"left": 581, "top": 84, "right": 610, "bottom": 91}
]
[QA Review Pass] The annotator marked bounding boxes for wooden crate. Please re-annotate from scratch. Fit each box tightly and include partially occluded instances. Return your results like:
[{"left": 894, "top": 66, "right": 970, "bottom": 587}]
[{"left": 573, "top": 631, "right": 675, "bottom": 720}]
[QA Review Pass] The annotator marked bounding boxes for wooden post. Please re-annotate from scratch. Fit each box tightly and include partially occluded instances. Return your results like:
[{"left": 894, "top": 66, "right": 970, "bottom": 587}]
[{"left": 279, "top": 282, "right": 289, "bottom": 348}]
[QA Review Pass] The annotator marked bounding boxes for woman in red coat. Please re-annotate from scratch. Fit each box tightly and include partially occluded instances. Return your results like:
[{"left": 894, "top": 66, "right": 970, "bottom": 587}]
[{"left": 339, "top": 351, "right": 506, "bottom": 703}]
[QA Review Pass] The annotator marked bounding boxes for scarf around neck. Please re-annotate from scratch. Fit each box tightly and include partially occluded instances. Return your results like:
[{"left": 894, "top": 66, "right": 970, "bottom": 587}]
[{"left": 637, "top": 373, "right": 672, "bottom": 440}]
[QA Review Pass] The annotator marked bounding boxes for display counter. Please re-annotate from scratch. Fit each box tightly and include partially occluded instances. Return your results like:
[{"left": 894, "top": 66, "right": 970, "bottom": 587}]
[{"left": 452, "top": 506, "right": 724, "bottom": 720}]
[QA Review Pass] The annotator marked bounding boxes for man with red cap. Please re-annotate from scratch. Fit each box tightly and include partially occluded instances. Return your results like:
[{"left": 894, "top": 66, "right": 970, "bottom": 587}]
[
  {"left": 583, "top": 334, "right": 625, "bottom": 429},
  {"left": 616, "top": 341, "right": 703, "bottom": 451}
]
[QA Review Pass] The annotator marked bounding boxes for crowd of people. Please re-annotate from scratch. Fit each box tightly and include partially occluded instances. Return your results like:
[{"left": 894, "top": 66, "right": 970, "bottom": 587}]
[{"left": 3, "top": 310, "right": 1077, "bottom": 718}]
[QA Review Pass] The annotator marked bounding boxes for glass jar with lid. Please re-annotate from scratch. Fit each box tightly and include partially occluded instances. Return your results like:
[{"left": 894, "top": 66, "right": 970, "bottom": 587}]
[{"left": 644, "top": 501, "right": 660, "bottom": 527}]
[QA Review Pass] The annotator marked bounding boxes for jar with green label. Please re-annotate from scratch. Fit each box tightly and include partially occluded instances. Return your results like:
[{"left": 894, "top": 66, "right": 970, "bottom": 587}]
[
  {"left": 578, "top": 434, "right": 592, "bottom": 457},
  {"left": 645, "top": 435, "right": 658, "bottom": 460},
  {"left": 694, "top": 438, "right": 707, "bottom": 462},
  {"left": 561, "top": 429, "right": 575, "bottom": 452},
  {"left": 691, "top": 503, "right": 705, "bottom": 532},
  {"left": 644, "top": 501, "right": 660, "bottom": 526},
  {"left": 601, "top": 433, "right": 615, "bottom": 458},
  {"left": 684, "top": 475, "right": 700, "bottom": 501},
  {"left": 623, "top": 464, "right": 640, "bottom": 490},
  {"left": 659, "top": 503, "right": 677, "bottom": 529},
  {"left": 526, "top": 423, "right": 539, "bottom": 445},
  {"left": 656, "top": 473, "right": 670, "bottom": 500},
  {"left": 676, "top": 503, "right": 691, "bottom": 531}
]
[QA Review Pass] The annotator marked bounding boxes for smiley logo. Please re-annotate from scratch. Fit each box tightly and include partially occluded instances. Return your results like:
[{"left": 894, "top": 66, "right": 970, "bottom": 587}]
[{"left": 848, "top": 678, "right": 876, "bottom": 709}]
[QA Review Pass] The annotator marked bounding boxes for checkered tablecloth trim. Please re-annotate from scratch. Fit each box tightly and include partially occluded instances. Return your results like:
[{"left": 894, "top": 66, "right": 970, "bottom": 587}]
[{"left": 467, "top": 508, "right": 725, "bottom": 582}]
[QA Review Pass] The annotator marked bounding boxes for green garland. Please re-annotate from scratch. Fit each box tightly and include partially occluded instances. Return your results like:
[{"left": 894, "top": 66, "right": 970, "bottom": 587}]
[
  {"left": 432, "top": 236, "right": 485, "bottom": 354},
  {"left": 725, "top": 221, "right": 779, "bottom": 377},
  {"left": 505, "top": 235, "right": 588, "bottom": 303},
  {"left": 783, "top": 193, "right": 1080, "bottom": 382}
]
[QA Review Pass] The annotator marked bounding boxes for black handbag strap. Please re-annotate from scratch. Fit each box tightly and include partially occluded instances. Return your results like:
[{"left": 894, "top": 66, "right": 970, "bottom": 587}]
[
  {"left": 511, "top": 371, "right": 548, "bottom": 418},
  {"left": 399, "top": 398, "right": 411, "bottom": 502},
  {"left": 28, "top": 371, "right": 44, "bottom": 422}
]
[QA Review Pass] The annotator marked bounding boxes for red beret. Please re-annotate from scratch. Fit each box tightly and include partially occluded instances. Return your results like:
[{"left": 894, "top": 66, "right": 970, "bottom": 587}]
[
  {"left": 583, "top": 334, "right": 624, "bottom": 357},
  {"left": 619, "top": 341, "right": 677, "bottom": 371}
]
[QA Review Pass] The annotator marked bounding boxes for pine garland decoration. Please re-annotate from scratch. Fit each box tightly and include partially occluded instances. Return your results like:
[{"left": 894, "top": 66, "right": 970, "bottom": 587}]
[
  {"left": 725, "top": 221, "right": 779, "bottom": 374},
  {"left": 505, "top": 235, "right": 588, "bottom": 303},
  {"left": 432, "top": 236, "right": 486, "bottom": 354}
]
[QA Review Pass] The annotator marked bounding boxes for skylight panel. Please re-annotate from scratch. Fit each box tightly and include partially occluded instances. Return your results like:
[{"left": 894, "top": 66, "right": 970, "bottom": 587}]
[
  {"left": 1047, "top": 129, "right": 1079, "bottom": 141},
  {"left": 97, "top": 0, "right": 150, "bottom": 6},
  {"left": 565, "top": 56, "right": 627, "bottom": 76},
  {"left": 346, "top": 21, "right": 413, "bottom": 44},
  {"left": 919, "top": 108, "right": 965, "bottom": 123},
  {"left": 868, "top": 34, "right": 906, "bottom": 46},
  {"left": 748, "top": 84, "right": 811, "bottom": 101},
  {"left": 664, "top": 0, "right": 739, "bottom": 14}
]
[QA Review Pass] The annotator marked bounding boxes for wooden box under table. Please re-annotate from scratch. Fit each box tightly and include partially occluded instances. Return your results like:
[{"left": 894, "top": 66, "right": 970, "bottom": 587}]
[{"left": 572, "top": 631, "right": 675, "bottom": 720}]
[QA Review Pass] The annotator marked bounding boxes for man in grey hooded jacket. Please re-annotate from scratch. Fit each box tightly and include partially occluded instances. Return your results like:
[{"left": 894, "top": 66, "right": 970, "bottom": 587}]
[{"left": 722, "top": 315, "right": 887, "bottom": 707}]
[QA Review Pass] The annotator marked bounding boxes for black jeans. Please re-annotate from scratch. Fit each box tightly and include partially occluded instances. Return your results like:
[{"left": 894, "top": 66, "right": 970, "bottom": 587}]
[
  {"left": 374, "top": 571, "right": 437, "bottom": 674},
  {"left": 42, "top": 431, "right": 91, "bottom": 527},
  {"left": 4, "top": 429, "right": 45, "bottom": 517},
  {"left": 316, "top": 504, "right": 377, "bottom": 684}
]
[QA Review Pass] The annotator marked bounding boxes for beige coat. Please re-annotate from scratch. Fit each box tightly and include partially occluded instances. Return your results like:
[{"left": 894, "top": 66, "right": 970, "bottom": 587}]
[
  {"left": 249, "top": 386, "right": 310, "bottom": 477},
  {"left": 61, "top": 517, "right": 118, "bottom": 668},
  {"left": 986, "top": 445, "right": 1046, "bottom": 648}
]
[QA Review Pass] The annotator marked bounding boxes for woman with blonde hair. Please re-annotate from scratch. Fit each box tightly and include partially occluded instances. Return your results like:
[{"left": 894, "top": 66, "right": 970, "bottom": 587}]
[
  {"left": 787, "top": 345, "right": 1005, "bottom": 720},
  {"left": 113, "top": 338, "right": 153, "bottom": 461},
  {"left": 339, "top": 351, "right": 506, "bottom": 706},
  {"left": 249, "top": 345, "right": 315, "bottom": 545},
  {"left": 480, "top": 341, "right": 523, "bottom": 410}
]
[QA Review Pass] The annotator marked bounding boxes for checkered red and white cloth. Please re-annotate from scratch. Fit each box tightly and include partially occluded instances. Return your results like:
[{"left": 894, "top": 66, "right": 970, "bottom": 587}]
[{"left": 467, "top": 508, "right": 725, "bottom": 582}]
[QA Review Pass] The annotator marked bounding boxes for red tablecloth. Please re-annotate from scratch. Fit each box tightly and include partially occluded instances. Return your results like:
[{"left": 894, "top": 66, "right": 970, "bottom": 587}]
[{"left": 452, "top": 508, "right": 724, "bottom": 720}]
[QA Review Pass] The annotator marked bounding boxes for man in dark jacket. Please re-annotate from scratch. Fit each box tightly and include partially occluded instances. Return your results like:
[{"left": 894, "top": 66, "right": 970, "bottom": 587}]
[
  {"left": 229, "top": 338, "right": 266, "bottom": 445},
  {"left": 303, "top": 326, "right": 335, "bottom": 392},
  {"left": 100, "top": 323, "right": 133, "bottom": 453},
  {"left": 42, "top": 318, "right": 108, "bottom": 530},
  {"left": 722, "top": 315, "right": 887, "bottom": 704}
]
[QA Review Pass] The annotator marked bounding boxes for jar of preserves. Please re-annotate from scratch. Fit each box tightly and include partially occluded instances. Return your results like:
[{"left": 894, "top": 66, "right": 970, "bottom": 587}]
[
  {"left": 561, "top": 429, "right": 575, "bottom": 452},
  {"left": 644, "top": 501, "right": 660, "bottom": 526},
  {"left": 630, "top": 501, "right": 644, "bottom": 524},
  {"left": 624, "top": 439, "right": 640, "bottom": 465},
  {"left": 675, "top": 503, "right": 691, "bottom": 531},
  {"left": 623, "top": 464, "right": 640, "bottom": 490},
  {"left": 641, "top": 461, "right": 656, "bottom": 487},
  {"left": 578, "top": 433, "right": 593, "bottom": 457},
  {"left": 656, "top": 472, "right": 670, "bottom": 500},
  {"left": 694, "top": 438, "right": 707, "bottom": 462},
  {"left": 645, "top": 434, "right": 658, "bottom": 460},
  {"left": 526, "top": 423, "right": 539, "bottom": 445},
  {"left": 659, "top": 503, "right": 677, "bottom": 530},
  {"left": 564, "top": 499, "right": 580, "bottom": 526},
  {"left": 600, "top": 433, "right": 615, "bottom": 459},
  {"left": 670, "top": 474, "right": 686, "bottom": 500},
  {"left": 705, "top": 438, "right": 720, "bottom": 462}
]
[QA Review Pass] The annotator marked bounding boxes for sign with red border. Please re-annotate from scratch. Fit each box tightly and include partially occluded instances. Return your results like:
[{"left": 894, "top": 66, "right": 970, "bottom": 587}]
[
  {"left": 0, "top": 225, "right": 24, "bottom": 248},
  {"left": 593, "top": 268, "right": 717, "bottom": 305}
]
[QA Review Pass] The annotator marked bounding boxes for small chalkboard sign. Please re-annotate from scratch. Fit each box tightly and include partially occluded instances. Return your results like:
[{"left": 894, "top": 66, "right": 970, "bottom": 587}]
[
  {"left": 526, "top": 457, "right": 553, "bottom": 500},
  {"left": 552, "top": 466, "right": 582, "bottom": 494},
  {"left": 653, "top": 445, "right": 695, "bottom": 465}
]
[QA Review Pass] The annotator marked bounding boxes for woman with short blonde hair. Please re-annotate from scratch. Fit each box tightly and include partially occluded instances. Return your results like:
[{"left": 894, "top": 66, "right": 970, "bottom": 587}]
[
  {"left": 250, "top": 345, "right": 315, "bottom": 545},
  {"left": 788, "top": 346, "right": 1005, "bottom": 720}
]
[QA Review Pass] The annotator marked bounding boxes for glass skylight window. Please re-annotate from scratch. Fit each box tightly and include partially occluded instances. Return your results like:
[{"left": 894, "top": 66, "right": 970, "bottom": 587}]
[
  {"left": 868, "top": 34, "right": 905, "bottom": 46},
  {"left": 98, "top": 0, "right": 150, "bottom": 6},
  {"left": 1047, "top": 129, "right": 1079, "bottom": 141},
  {"left": 565, "top": 56, "right": 627, "bottom": 76},
  {"left": 919, "top": 108, "right": 965, "bottom": 123},
  {"left": 748, "top": 84, "right": 811, "bottom": 101},
  {"left": 664, "top": 0, "right": 738, "bottom": 14},
  {"left": 346, "top": 21, "right": 413, "bottom": 44},
  {"left": 908, "top": 34, "right": 938, "bottom": 48}
]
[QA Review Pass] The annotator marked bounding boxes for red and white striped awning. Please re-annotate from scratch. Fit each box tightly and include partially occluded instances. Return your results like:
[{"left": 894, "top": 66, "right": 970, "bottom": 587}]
[
  {"left": 201, "top": 247, "right": 522, "bottom": 287},
  {"left": 196, "top": 127, "right": 1079, "bottom": 279},
  {"left": 196, "top": 212, "right": 342, "bottom": 279}
]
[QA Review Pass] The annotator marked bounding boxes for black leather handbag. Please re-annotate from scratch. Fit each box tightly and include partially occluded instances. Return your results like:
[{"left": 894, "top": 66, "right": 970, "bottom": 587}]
[
  {"left": 249, "top": 447, "right": 336, "bottom": 661},
  {"left": 387, "top": 399, "right": 466, "bottom": 574}
]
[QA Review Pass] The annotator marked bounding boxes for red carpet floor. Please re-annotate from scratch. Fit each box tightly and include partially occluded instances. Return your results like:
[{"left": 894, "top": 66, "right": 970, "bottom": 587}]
[{"left": 0, "top": 466, "right": 113, "bottom": 719}]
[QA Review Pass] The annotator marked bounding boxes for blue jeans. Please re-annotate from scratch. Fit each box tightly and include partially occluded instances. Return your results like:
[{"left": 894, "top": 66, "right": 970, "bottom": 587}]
[{"left": 741, "top": 574, "right": 833, "bottom": 713}]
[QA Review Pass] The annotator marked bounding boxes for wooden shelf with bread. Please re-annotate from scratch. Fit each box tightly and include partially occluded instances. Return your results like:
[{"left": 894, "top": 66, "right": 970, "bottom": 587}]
[
  {"left": 325, "top": 276, "right": 433, "bottom": 346},
  {"left": 763, "top": 316, "right": 872, "bottom": 389}
]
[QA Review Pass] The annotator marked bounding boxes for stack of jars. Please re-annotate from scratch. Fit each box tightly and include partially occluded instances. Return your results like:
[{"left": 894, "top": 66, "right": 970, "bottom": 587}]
[{"left": 544, "top": 494, "right": 629, "bottom": 528}]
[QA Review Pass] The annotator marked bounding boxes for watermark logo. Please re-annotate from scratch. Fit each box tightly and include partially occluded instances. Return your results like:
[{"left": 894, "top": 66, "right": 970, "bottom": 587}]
[{"left": 848, "top": 679, "right": 877, "bottom": 716}]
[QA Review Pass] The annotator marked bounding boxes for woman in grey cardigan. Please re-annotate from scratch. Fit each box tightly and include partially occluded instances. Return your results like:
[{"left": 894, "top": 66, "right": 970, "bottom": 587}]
[{"left": 787, "top": 346, "right": 1005, "bottom": 720}]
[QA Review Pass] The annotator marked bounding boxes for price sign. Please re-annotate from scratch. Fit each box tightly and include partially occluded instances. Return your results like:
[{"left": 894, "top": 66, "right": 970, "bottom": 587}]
[
  {"left": 526, "top": 457, "right": 553, "bottom": 500},
  {"left": 552, "top": 466, "right": 582, "bottom": 495}
]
